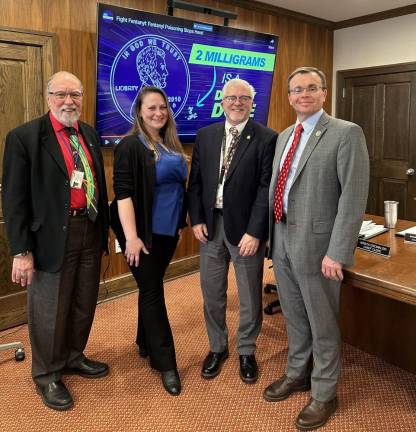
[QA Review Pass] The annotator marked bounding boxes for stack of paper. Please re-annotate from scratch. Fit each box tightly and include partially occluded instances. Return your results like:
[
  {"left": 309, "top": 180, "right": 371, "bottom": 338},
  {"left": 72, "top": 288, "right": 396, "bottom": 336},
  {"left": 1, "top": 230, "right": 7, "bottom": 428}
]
[
  {"left": 396, "top": 226, "right": 416, "bottom": 237},
  {"left": 359, "top": 220, "right": 389, "bottom": 240}
]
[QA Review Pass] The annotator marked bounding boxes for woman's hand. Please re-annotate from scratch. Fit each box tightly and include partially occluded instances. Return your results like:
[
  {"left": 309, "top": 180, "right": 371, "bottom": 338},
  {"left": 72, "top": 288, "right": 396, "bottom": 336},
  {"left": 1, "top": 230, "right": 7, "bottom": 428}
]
[{"left": 125, "top": 237, "right": 149, "bottom": 267}]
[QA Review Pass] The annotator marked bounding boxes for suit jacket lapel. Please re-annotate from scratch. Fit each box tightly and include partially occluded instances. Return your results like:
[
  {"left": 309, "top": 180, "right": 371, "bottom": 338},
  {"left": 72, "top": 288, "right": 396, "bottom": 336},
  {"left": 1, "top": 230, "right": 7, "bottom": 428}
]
[
  {"left": 270, "top": 126, "right": 293, "bottom": 191},
  {"left": 226, "top": 119, "right": 254, "bottom": 181},
  {"left": 291, "top": 112, "right": 329, "bottom": 186},
  {"left": 210, "top": 122, "right": 225, "bottom": 183},
  {"left": 40, "top": 114, "right": 68, "bottom": 178}
]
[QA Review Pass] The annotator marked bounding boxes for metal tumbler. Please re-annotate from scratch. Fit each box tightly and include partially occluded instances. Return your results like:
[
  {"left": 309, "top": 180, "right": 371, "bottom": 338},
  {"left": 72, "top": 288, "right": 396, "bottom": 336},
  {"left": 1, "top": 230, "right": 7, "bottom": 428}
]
[{"left": 384, "top": 201, "right": 398, "bottom": 229}]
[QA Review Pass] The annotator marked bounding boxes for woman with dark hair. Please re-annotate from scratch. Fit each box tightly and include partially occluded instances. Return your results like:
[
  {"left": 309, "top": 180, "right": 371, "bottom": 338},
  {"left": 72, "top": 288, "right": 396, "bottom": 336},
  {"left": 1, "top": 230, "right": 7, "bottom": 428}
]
[{"left": 110, "top": 86, "right": 187, "bottom": 396}]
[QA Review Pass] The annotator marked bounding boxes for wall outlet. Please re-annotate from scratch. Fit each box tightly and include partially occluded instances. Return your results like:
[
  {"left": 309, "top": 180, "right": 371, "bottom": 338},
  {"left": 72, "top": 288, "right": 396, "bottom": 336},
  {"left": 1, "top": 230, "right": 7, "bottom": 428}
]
[{"left": 115, "top": 239, "right": 122, "bottom": 253}]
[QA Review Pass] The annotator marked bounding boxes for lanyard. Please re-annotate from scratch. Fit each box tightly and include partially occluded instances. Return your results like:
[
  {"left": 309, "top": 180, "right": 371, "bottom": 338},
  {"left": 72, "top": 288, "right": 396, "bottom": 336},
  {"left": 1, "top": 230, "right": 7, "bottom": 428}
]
[{"left": 59, "top": 129, "right": 81, "bottom": 168}]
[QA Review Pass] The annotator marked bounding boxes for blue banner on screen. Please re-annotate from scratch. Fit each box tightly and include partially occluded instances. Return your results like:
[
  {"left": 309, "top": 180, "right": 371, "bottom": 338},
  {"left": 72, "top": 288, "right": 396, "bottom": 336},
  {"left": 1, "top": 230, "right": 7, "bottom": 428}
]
[{"left": 96, "top": 4, "right": 278, "bottom": 145}]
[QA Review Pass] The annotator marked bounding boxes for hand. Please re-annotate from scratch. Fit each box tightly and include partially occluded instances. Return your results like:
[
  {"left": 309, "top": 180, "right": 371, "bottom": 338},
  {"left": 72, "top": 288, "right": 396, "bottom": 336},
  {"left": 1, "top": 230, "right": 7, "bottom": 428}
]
[
  {"left": 192, "top": 224, "right": 208, "bottom": 244},
  {"left": 125, "top": 237, "right": 149, "bottom": 267},
  {"left": 321, "top": 255, "right": 344, "bottom": 281},
  {"left": 238, "top": 233, "right": 260, "bottom": 256},
  {"left": 12, "top": 253, "right": 35, "bottom": 287}
]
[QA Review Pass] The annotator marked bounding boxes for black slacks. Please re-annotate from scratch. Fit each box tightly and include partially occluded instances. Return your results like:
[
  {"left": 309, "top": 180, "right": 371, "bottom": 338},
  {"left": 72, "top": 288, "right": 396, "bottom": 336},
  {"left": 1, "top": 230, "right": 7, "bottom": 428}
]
[
  {"left": 27, "top": 215, "right": 101, "bottom": 386},
  {"left": 129, "top": 233, "right": 178, "bottom": 371}
]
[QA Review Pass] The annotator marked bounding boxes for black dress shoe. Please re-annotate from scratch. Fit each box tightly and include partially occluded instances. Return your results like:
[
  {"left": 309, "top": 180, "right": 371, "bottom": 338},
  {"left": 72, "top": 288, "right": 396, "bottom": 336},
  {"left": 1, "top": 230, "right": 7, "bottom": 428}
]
[
  {"left": 263, "top": 374, "right": 311, "bottom": 402},
  {"left": 161, "top": 369, "right": 181, "bottom": 396},
  {"left": 295, "top": 397, "right": 338, "bottom": 430},
  {"left": 239, "top": 354, "right": 258, "bottom": 383},
  {"left": 201, "top": 350, "right": 229, "bottom": 379},
  {"left": 65, "top": 358, "right": 109, "bottom": 378},
  {"left": 36, "top": 380, "right": 73, "bottom": 411}
]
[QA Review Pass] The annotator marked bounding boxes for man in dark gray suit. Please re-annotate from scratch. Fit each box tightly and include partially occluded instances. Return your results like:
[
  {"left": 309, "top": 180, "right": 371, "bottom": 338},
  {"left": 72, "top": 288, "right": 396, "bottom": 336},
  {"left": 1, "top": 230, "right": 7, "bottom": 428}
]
[
  {"left": 188, "top": 78, "right": 277, "bottom": 383},
  {"left": 2, "top": 71, "right": 109, "bottom": 411},
  {"left": 264, "top": 67, "right": 369, "bottom": 430}
]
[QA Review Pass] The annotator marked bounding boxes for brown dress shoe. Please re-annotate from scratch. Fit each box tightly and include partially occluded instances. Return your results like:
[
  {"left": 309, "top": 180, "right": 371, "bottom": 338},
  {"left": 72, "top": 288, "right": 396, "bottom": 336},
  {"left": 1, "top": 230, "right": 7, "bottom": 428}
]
[
  {"left": 263, "top": 374, "right": 311, "bottom": 402},
  {"left": 295, "top": 397, "right": 338, "bottom": 430}
]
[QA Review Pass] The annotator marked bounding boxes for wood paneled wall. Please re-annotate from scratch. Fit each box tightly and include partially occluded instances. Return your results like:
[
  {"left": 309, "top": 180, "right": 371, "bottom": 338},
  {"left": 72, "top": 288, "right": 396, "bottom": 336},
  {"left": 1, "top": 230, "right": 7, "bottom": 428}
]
[{"left": 0, "top": 0, "right": 333, "bottom": 280}]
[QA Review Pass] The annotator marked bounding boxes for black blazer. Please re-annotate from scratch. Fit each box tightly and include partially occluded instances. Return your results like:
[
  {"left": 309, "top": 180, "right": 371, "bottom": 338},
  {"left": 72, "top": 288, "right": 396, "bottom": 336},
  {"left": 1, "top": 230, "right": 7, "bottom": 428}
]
[
  {"left": 2, "top": 113, "right": 109, "bottom": 272},
  {"left": 187, "top": 119, "right": 277, "bottom": 245},
  {"left": 110, "top": 134, "right": 187, "bottom": 250}
]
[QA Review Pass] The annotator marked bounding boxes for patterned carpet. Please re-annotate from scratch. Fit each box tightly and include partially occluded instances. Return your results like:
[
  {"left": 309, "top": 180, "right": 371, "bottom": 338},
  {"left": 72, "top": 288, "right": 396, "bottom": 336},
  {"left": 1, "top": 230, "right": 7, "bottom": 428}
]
[{"left": 1, "top": 265, "right": 415, "bottom": 432}]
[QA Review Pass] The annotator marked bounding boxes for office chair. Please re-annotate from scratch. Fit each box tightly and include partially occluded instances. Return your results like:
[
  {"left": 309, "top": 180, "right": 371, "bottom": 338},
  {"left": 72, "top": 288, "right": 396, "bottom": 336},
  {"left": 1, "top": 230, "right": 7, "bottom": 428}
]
[{"left": 0, "top": 341, "right": 25, "bottom": 361}]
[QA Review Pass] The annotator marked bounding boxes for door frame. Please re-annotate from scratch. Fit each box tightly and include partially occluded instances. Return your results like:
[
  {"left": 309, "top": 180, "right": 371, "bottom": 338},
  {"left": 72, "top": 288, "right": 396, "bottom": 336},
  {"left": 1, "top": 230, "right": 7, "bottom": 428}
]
[
  {"left": 336, "top": 61, "right": 416, "bottom": 118},
  {"left": 0, "top": 26, "right": 56, "bottom": 330},
  {"left": 0, "top": 26, "right": 57, "bottom": 112}
]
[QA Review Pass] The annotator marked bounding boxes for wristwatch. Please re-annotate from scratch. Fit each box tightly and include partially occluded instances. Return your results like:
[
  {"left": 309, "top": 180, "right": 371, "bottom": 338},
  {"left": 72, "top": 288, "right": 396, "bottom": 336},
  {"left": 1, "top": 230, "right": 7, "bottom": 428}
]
[{"left": 14, "top": 250, "right": 30, "bottom": 257}]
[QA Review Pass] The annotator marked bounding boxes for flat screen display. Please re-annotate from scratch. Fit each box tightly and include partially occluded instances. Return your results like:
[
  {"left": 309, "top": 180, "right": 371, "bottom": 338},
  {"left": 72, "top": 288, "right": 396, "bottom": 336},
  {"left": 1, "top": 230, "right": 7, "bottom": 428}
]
[{"left": 95, "top": 3, "right": 278, "bottom": 144}]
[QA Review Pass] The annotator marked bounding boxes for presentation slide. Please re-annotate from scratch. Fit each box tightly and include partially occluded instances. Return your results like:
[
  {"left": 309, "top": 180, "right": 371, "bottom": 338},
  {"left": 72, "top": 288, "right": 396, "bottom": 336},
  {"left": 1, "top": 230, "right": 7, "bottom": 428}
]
[{"left": 96, "top": 4, "right": 278, "bottom": 144}]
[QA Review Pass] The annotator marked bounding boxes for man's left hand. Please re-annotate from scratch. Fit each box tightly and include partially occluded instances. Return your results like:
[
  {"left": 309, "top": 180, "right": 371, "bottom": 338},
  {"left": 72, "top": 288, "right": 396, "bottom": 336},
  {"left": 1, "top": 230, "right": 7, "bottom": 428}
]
[
  {"left": 322, "top": 255, "right": 343, "bottom": 281},
  {"left": 238, "top": 234, "right": 260, "bottom": 256}
]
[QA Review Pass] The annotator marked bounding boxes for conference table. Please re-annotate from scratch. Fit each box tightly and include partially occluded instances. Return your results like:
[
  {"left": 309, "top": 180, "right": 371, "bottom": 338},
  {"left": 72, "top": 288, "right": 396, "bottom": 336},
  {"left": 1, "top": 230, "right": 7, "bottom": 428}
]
[{"left": 340, "top": 214, "right": 416, "bottom": 373}]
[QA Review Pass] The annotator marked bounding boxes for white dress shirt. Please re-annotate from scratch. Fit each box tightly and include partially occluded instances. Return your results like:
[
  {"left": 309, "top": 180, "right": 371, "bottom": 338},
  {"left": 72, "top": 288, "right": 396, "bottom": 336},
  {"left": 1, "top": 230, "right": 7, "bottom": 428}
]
[{"left": 215, "top": 119, "right": 249, "bottom": 208}]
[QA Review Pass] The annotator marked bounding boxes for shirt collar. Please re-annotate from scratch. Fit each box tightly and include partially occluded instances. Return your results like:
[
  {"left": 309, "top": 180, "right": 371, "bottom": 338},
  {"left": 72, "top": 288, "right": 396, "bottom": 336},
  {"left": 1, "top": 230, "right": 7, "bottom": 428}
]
[
  {"left": 49, "top": 111, "right": 79, "bottom": 133},
  {"left": 296, "top": 109, "right": 323, "bottom": 134},
  {"left": 225, "top": 118, "right": 249, "bottom": 136}
]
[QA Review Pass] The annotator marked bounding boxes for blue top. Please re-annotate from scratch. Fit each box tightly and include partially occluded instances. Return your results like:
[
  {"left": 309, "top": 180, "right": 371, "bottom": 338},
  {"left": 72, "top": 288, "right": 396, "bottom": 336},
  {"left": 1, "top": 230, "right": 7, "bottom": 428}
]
[{"left": 139, "top": 135, "right": 187, "bottom": 236}]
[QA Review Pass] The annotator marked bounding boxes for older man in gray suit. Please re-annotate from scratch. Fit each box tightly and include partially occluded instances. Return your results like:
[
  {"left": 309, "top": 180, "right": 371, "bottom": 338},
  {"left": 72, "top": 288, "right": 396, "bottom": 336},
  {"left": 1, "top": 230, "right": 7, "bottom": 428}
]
[{"left": 263, "top": 67, "right": 369, "bottom": 430}]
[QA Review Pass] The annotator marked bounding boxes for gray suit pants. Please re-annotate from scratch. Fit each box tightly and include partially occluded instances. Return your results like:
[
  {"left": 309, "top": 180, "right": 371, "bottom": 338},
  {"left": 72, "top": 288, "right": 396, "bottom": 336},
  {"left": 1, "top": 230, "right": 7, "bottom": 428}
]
[
  {"left": 272, "top": 222, "right": 341, "bottom": 402},
  {"left": 199, "top": 213, "right": 265, "bottom": 355},
  {"left": 27, "top": 215, "right": 101, "bottom": 386}
]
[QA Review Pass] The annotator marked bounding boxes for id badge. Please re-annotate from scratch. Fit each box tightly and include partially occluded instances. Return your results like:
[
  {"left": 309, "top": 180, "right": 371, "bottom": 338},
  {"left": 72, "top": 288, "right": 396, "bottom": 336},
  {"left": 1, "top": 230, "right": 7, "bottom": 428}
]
[{"left": 70, "top": 170, "right": 84, "bottom": 189}]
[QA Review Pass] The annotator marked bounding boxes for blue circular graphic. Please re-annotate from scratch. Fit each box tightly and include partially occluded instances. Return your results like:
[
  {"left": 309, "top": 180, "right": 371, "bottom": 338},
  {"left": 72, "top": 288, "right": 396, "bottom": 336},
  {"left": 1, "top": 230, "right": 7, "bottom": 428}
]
[{"left": 110, "top": 35, "right": 190, "bottom": 123}]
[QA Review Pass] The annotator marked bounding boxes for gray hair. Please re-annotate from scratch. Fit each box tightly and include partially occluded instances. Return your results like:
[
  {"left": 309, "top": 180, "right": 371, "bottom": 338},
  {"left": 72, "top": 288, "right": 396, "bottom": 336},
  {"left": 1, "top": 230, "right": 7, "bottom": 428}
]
[
  {"left": 46, "top": 71, "right": 83, "bottom": 95},
  {"left": 222, "top": 78, "right": 255, "bottom": 99}
]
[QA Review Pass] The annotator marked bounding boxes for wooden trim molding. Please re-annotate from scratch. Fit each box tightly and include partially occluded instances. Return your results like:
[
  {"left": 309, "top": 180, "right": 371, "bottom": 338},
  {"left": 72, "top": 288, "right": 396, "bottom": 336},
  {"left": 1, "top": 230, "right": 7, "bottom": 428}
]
[
  {"left": 336, "top": 61, "right": 416, "bottom": 118},
  {"left": 0, "top": 26, "right": 57, "bottom": 112},
  {"left": 231, "top": 0, "right": 333, "bottom": 28},
  {"left": 334, "top": 4, "right": 416, "bottom": 29}
]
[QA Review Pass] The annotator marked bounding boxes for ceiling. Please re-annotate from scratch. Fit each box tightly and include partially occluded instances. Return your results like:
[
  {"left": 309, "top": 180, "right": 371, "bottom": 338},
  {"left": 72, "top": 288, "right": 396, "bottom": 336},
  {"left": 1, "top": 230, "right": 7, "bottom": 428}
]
[{"left": 256, "top": 0, "right": 416, "bottom": 22}]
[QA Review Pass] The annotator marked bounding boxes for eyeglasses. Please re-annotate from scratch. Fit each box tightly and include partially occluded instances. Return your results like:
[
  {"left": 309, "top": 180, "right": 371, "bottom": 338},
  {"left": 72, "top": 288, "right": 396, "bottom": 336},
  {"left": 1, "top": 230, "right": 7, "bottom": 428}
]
[
  {"left": 223, "top": 95, "right": 252, "bottom": 104},
  {"left": 288, "top": 85, "right": 325, "bottom": 95},
  {"left": 48, "top": 91, "right": 83, "bottom": 101}
]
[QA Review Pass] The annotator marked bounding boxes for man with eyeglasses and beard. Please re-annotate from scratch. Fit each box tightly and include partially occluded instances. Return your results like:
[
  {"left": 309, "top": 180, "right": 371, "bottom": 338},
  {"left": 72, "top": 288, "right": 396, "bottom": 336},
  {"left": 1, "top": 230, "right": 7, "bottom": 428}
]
[
  {"left": 188, "top": 78, "right": 277, "bottom": 384},
  {"left": 2, "top": 71, "right": 109, "bottom": 411},
  {"left": 264, "top": 67, "right": 369, "bottom": 430}
]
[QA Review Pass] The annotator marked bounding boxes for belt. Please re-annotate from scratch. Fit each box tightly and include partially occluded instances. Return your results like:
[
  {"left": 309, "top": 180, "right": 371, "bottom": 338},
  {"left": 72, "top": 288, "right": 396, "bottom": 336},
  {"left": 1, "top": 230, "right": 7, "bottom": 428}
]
[
  {"left": 214, "top": 208, "right": 223, "bottom": 215},
  {"left": 69, "top": 207, "right": 87, "bottom": 216},
  {"left": 279, "top": 214, "right": 287, "bottom": 224}
]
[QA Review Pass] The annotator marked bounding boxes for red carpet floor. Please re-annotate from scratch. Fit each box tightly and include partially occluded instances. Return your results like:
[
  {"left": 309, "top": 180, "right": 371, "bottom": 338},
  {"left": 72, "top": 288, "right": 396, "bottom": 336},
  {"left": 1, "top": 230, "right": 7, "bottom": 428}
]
[{"left": 1, "top": 265, "right": 415, "bottom": 431}]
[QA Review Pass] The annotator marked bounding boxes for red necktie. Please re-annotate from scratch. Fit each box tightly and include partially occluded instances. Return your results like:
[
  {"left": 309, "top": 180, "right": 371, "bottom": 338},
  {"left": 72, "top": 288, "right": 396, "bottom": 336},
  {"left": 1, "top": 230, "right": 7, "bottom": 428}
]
[{"left": 273, "top": 123, "right": 303, "bottom": 222}]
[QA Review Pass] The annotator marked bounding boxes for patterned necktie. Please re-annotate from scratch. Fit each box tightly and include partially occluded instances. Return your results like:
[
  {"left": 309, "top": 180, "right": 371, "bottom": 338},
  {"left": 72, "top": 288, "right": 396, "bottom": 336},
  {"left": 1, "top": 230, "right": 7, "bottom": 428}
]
[
  {"left": 219, "top": 126, "right": 239, "bottom": 184},
  {"left": 273, "top": 123, "right": 303, "bottom": 222},
  {"left": 65, "top": 127, "right": 98, "bottom": 222}
]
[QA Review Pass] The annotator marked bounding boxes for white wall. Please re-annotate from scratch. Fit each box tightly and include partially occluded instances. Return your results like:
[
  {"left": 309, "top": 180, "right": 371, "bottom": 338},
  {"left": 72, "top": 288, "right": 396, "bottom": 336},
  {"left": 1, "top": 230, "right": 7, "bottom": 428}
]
[{"left": 332, "top": 13, "right": 416, "bottom": 111}]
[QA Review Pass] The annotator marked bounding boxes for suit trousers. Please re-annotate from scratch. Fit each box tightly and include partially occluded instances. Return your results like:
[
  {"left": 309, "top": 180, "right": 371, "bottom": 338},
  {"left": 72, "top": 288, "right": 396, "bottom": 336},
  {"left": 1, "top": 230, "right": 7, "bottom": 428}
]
[
  {"left": 272, "top": 221, "right": 341, "bottom": 402},
  {"left": 130, "top": 233, "right": 178, "bottom": 372},
  {"left": 27, "top": 215, "right": 101, "bottom": 386},
  {"left": 199, "top": 213, "right": 265, "bottom": 355}
]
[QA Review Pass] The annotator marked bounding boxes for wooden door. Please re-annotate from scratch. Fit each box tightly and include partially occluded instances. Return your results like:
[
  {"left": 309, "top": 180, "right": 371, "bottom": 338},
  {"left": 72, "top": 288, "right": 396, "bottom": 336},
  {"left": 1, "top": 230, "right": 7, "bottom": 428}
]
[
  {"left": 0, "top": 28, "right": 55, "bottom": 330},
  {"left": 337, "top": 63, "right": 416, "bottom": 221}
]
